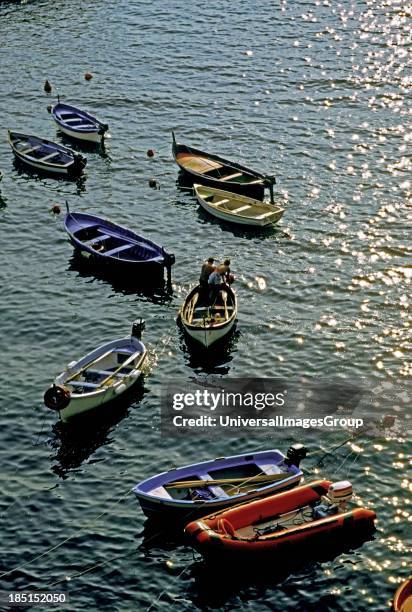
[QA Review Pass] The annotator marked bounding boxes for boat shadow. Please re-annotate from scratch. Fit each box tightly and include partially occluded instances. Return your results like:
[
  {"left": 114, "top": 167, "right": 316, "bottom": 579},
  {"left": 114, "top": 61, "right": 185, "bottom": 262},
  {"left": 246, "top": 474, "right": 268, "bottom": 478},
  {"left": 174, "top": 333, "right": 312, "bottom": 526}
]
[
  {"left": 49, "top": 382, "right": 145, "bottom": 479},
  {"left": 177, "top": 323, "right": 240, "bottom": 374},
  {"left": 11, "top": 159, "right": 87, "bottom": 191},
  {"left": 185, "top": 531, "right": 377, "bottom": 609},
  {"left": 56, "top": 132, "right": 110, "bottom": 160},
  {"left": 67, "top": 255, "right": 174, "bottom": 304}
]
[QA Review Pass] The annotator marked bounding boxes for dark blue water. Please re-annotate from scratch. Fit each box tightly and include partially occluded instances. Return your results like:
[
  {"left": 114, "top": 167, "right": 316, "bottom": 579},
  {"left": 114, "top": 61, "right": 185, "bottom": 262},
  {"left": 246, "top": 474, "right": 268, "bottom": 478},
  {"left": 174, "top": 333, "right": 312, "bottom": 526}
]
[{"left": 0, "top": 0, "right": 410, "bottom": 610}]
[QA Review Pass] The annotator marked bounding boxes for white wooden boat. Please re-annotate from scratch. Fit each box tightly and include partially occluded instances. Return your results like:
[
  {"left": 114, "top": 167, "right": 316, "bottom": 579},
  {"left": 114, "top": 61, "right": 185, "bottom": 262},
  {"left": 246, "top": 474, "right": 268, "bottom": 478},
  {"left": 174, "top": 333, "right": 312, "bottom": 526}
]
[
  {"left": 179, "top": 285, "right": 237, "bottom": 348},
  {"left": 194, "top": 184, "right": 284, "bottom": 227},
  {"left": 44, "top": 321, "right": 146, "bottom": 421},
  {"left": 8, "top": 130, "right": 86, "bottom": 177}
]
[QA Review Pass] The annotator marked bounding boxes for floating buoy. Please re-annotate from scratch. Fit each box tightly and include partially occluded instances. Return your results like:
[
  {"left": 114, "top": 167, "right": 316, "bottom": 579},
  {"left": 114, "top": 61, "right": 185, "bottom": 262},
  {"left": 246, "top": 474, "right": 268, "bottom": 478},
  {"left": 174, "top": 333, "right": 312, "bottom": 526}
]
[
  {"left": 84, "top": 72, "right": 93, "bottom": 81},
  {"left": 51, "top": 204, "right": 61, "bottom": 214},
  {"left": 44, "top": 79, "right": 52, "bottom": 93},
  {"left": 46, "top": 104, "right": 53, "bottom": 113},
  {"left": 382, "top": 414, "right": 396, "bottom": 428},
  {"left": 147, "top": 148, "right": 155, "bottom": 158},
  {"left": 149, "top": 177, "right": 159, "bottom": 189}
]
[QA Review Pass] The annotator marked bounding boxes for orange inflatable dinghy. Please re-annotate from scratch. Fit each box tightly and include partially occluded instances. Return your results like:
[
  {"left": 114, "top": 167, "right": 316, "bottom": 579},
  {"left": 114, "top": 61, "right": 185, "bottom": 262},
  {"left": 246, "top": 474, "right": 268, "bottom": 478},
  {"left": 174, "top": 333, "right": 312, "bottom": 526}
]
[{"left": 185, "top": 479, "right": 376, "bottom": 559}]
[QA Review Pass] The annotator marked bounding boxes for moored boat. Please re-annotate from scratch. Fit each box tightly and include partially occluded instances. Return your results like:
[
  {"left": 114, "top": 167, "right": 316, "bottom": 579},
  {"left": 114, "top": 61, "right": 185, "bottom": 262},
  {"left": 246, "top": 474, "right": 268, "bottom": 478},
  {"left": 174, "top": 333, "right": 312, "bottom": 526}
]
[
  {"left": 8, "top": 130, "right": 86, "bottom": 177},
  {"left": 393, "top": 577, "right": 412, "bottom": 612},
  {"left": 51, "top": 100, "right": 109, "bottom": 144},
  {"left": 179, "top": 283, "right": 237, "bottom": 348},
  {"left": 44, "top": 320, "right": 147, "bottom": 421},
  {"left": 172, "top": 132, "right": 276, "bottom": 201},
  {"left": 64, "top": 209, "right": 175, "bottom": 278},
  {"left": 185, "top": 480, "right": 376, "bottom": 560},
  {"left": 133, "top": 444, "right": 307, "bottom": 521},
  {"left": 194, "top": 184, "right": 284, "bottom": 227}
]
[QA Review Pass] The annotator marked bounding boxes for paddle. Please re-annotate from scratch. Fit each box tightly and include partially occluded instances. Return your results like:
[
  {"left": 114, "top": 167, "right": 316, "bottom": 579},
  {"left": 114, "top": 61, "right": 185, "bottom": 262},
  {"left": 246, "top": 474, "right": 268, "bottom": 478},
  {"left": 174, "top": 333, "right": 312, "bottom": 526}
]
[
  {"left": 65, "top": 349, "right": 114, "bottom": 383},
  {"left": 167, "top": 472, "right": 288, "bottom": 489},
  {"left": 222, "top": 290, "right": 228, "bottom": 320}
]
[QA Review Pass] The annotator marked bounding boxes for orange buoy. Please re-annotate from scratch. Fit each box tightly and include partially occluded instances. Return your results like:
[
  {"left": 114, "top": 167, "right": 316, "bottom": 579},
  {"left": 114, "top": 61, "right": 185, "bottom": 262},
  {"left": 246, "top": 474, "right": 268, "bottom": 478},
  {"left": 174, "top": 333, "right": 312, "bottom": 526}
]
[
  {"left": 84, "top": 72, "right": 93, "bottom": 81},
  {"left": 44, "top": 79, "right": 52, "bottom": 93},
  {"left": 147, "top": 149, "right": 155, "bottom": 158},
  {"left": 51, "top": 204, "right": 61, "bottom": 214},
  {"left": 46, "top": 104, "right": 53, "bottom": 113},
  {"left": 149, "top": 177, "right": 159, "bottom": 189}
]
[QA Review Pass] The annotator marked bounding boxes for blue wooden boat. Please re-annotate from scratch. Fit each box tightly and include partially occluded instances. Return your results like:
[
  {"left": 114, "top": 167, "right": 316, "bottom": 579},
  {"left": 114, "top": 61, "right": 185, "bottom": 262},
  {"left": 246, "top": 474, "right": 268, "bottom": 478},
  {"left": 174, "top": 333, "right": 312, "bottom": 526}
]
[
  {"left": 133, "top": 445, "right": 307, "bottom": 521},
  {"left": 51, "top": 100, "right": 109, "bottom": 144},
  {"left": 8, "top": 130, "right": 86, "bottom": 177},
  {"left": 64, "top": 210, "right": 175, "bottom": 275}
]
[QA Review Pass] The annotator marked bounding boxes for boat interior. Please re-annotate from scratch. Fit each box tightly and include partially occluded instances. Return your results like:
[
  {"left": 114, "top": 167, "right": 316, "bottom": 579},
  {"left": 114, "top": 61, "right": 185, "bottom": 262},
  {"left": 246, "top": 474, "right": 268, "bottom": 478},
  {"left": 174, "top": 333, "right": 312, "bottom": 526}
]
[
  {"left": 176, "top": 152, "right": 258, "bottom": 184},
  {"left": 73, "top": 224, "right": 159, "bottom": 260},
  {"left": 151, "top": 462, "right": 285, "bottom": 501},
  {"left": 234, "top": 503, "right": 320, "bottom": 539},
  {"left": 12, "top": 136, "right": 71, "bottom": 165},
  {"left": 183, "top": 288, "right": 235, "bottom": 327},
  {"left": 64, "top": 346, "right": 141, "bottom": 394},
  {"left": 57, "top": 109, "right": 96, "bottom": 130},
  {"left": 199, "top": 189, "right": 280, "bottom": 220}
]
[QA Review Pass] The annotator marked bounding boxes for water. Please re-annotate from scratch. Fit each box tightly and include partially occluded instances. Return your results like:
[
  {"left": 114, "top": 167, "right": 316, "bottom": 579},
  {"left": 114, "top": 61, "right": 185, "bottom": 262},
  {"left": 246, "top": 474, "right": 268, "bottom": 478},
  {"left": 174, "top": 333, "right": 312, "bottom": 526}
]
[{"left": 0, "top": 0, "right": 410, "bottom": 610}]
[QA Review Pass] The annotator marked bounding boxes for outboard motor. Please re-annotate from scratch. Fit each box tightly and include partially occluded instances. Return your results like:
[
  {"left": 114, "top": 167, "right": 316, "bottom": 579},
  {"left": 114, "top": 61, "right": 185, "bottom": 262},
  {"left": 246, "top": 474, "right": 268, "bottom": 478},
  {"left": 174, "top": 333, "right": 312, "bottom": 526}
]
[
  {"left": 285, "top": 443, "right": 307, "bottom": 468},
  {"left": 132, "top": 319, "right": 145, "bottom": 340},
  {"left": 327, "top": 480, "right": 353, "bottom": 511}
]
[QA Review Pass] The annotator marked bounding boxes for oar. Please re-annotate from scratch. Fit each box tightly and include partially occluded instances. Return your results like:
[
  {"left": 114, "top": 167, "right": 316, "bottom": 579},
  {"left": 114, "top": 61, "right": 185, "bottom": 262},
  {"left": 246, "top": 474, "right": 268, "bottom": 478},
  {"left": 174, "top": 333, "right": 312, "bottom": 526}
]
[
  {"left": 168, "top": 472, "right": 288, "bottom": 489},
  {"left": 65, "top": 349, "right": 114, "bottom": 383},
  {"left": 222, "top": 290, "right": 228, "bottom": 320},
  {"left": 99, "top": 352, "right": 138, "bottom": 387}
]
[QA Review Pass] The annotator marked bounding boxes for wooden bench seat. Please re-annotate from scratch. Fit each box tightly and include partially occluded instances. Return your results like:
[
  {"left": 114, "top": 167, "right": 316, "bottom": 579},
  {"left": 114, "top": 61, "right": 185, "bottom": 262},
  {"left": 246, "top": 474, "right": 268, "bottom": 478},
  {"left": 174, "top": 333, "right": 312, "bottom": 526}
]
[
  {"left": 104, "top": 243, "right": 134, "bottom": 257},
  {"left": 255, "top": 211, "right": 275, "bottom": 220},
  {"left": 21, "top": 145, "right": 42, "bottom": 155},
  {"left": 213, "top": 198, "right": 229, "bottom": 206},
  {"left": 221, "top": 172, "right": 242, "bottom": 181},
  {"left": 40, "top": 151, "right": 60, "bottom": 162},
  {"left": 68, "top": 380, "right": 100, "bottom": 389},
  {"left": 230, "top": 204, "right": 251, "bottom": 214},
  {"left": 84, "top": 234, "right": 111, "bottom": 246}
]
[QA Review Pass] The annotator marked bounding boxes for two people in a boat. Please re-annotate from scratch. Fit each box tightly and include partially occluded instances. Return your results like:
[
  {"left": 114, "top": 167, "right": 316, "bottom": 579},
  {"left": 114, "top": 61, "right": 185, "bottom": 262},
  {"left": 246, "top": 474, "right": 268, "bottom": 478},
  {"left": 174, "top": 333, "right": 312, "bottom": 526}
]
[{"left": 199, "top": 257, "right": 234, "bottom": 302}]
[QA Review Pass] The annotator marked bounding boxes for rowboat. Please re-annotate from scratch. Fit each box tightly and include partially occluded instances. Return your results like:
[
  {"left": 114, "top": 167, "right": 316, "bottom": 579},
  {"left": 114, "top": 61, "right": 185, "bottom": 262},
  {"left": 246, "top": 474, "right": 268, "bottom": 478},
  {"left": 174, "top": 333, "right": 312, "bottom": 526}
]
[
  {"left": 393, "top": 578, "right": 412, "bottom": 612},
  {"left": 179, "top": 284, "right": 237, "bottom": 348},
  {"left": 194, "top": 184, "right": 284, "bottom": 227},
  {"left": 8, "top": 130, "right": 86, "bottom": 177},
  {"left": 51, "top": 100, "right": 109, "bottom": 144},
  {"left": 64, "top": 210, "right": 175, "bottom": 277},
  {"left": 172, "top": 132, "right": 276, "bottom": 201},
  {"left": 133, "top": 445, "right": 307, "bottom": 521},
  {"left": 185, "top": 480, "right": 376, "bottom": 560},
  {"left": 44, "top": 320, "right": 147, "bottom": 421}
]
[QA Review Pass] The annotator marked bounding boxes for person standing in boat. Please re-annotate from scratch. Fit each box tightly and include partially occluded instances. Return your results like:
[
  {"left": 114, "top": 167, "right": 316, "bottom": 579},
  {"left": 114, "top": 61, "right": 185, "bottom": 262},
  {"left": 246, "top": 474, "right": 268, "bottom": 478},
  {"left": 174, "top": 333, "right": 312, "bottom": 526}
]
[
  {"left": 199, "top": 257, "right": 215, "bottom": 296},
  {"left": 208, "top": 265, "right": 226, "bottom": 303},
  {"left": 220, "top": 259, "right": 234, "bottom": 284}
]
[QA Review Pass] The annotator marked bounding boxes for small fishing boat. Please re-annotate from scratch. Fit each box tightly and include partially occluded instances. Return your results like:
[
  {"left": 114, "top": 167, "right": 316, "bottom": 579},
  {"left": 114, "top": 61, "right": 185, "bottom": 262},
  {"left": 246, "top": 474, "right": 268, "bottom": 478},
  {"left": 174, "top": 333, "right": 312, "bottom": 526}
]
[
  {"left": 185, "top": 480, "right": 376, "bottom": 560},
  {"left": 179, "top": 284, "right": 237, "bottom": 348},
  {"left": 393, "top": 578, "right": 412, "bottom": 612},
  {"left": 7, "top": 130, "right": 86, "bottom": 177},
  {"left": 64, "top": 209, "right": 175, "bottom": 277},
  {"left": 44, "top": 320, "right": 147, "bottom": 421},
  {"left": 51, "top": 99, "right": 109, "bottom": 144},
  {"left": 194, "top": 184, "right": 284, "bottom": 227},
  {"left": 133, "top": 445, "right": 307, "bottom": 521},
  {"left": 172, "top": 132, "right": 276, "bottom": 201}
]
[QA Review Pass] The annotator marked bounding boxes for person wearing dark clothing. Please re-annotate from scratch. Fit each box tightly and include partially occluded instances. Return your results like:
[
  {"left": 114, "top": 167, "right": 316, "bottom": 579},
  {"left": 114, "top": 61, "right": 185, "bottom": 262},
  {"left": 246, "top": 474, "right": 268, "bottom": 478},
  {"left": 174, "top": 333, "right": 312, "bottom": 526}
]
[{"left": 199, "top": 257, "right": 215, "bottom": 298}]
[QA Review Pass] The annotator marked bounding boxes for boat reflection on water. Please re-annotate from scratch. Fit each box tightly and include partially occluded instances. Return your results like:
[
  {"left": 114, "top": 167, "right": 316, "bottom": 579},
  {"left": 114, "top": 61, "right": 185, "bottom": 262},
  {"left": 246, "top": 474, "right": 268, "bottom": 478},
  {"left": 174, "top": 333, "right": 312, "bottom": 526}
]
[
  {"left": 186, "top": 531, "right": 376, "bottom": 609},
  {"left": 178, "top": 324, "right": 240, "bottom": 374},
  {"left": 50, "top": 382, "right": 145, "bottom": 479},
  {"left": 57, "top": 132, "right": 111, "bottom": 160},
  {"left": 67, "top": 255, "right": 173, "bottom": 304}
]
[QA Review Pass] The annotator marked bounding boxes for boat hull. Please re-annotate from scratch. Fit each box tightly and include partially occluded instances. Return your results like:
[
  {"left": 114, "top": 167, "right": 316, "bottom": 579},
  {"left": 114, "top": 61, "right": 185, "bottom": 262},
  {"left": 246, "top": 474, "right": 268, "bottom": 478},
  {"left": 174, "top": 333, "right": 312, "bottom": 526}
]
[
  {"left": 56, "top": 123, "right": 102, "bottom": 144},
  {"left": 133, "top": 449, "right": 304, "bottom": 522}
]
